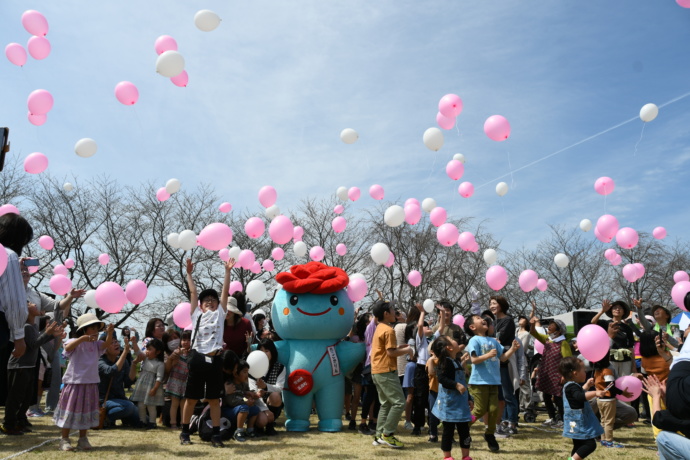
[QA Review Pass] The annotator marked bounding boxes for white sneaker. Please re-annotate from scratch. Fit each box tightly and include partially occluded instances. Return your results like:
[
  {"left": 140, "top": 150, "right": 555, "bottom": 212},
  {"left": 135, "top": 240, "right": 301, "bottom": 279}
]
[
  {"left": 77, "top": 437, "right": 93, "bottom": 450},
  {"left": 59, "top": 438, "right": 74, "bottom": 451},
  {"left": 541, "top": 418, "right": 555, "bottom": 427},
  {"left": 404, "top": 421, "right": 413, "bottom": 430}
]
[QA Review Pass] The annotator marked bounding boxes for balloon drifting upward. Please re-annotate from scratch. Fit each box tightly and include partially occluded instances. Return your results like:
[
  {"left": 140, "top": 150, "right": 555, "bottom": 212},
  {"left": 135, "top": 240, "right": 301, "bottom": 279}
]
[
  {"left": 596, "top": 214, "right": 619, "bottom": 241},
  {"left": 154, "top": 35, "right": 177, "bottom": 55},
  {"left": 579, "top": 219, "right": 592, "bottom": 232},
  {"left": 639, "top": 103, "right": 658, "bottom": 122},
  {"left": 453, "top": 153, "right": 465, "bottom": 163},
  {"left": 429, "top": 207, "right": 447, "bottom": 227},
  {"left": 269, "top": 215, "right": 293, "bottom": 245},
  {"left": 421, "top": 198, "right": 436, "bottom": 213},
  {"left": 199, "top": 223, "right": 233, "bottom": 250},
  {"left": 53, "top": 264, "right": 68, "bottom": 276},
  {"left": 458, "top": 232, "right": 477, "bottom": 252},
  {"left": 384, "top": 205, "right": 405, "bottom": 227},
  {"left": 336, "top": 186, "right": 348, "bottom": 201},
  {"left": 309, "top": 246, "right": 325, "bottom": 262},
  {"left": 495, "top": 182, "right": 508, "bottom": 197},
  {"left": 39, "top": 235, "right": 54, "bottom": 250},
  {"left": 616, "top": 227, "right": 639, "bottom": 249},
  {"left": 333, "top": 205, "right": 344, "bottom": 214},
  {"left": 114, "top": 81, "right": 139, "bottom": 105},
  {"left": 370, "top": 243, "right": 390, "bottom": 265},
  {"left": 258, "top": 185, "right": 277, "bottom": 207},
  {"left": 156, "top": 187, "right": 170, "bottom": 202},
  {"left": 194, "top": 9, "right": 221, "bottom": 31},
  {"left": 98, "top": 253, "right": 110, "bottom": 265},
  {"left": 27, "top": 89, "right": 53, "bottom": 115},
  {"left": 483, "top": 249, "right": 497, "bottom": 265},
  {"left": 384, "top": 252, "right": 395, "bottom": 267},
  {"left": 453, "top": 314, "right": 465, "bottom": 328},
  {"left": 348, "top": 187, "right": 360, "bottom": 201},
  {"left": 438, "top": 94, "right": 463, "bottom": 118},
  {"left": 446, "top": 160, "right": 464, "bottom": 180},
  {"left": 336, "top": 243, "right": 347, "bottom": 256},
  {"left": 484, "top": 115, "right": 510, "bottom": 141},
  {"left": 219, "top": 202, "right": 232, "bottom": 213},
  {"left": 423, "top": 299, "right": 435, "bottom": 313},
  {"left": 577, "top": 324, "right": 610, "bottom": 362},
  {"left": 653, "top": 227, "right": 666, "bottom": 239},
  {"left": 293, "top": 226, "right": 304, "bottom": 241},
  {"left": 536, "top": 278, "right": 548, "bottom": 292},
  {"left": 28, "top": 112, "right": 46, "bottom": 126},
  {"left": 265, "top": 205, "right": 280, "bottom": 220},
  {"left": 672, "top": 281, "right": 690, "bottom": 311},
  {"left": 247, "top": 350, "right": 269, "bottom": 379},
  {"left": 674, "top": 271, "right": 689, "bottom": 283},
  {"left": 458, "top": 182, "right": 474, "bottom": 198},
  {"left": 156, "top": 50, "right": 185, "bottom": 77},
  {"left": 519, "top": 270, "right": 538, "bottom": 292},
  {"left": 96, "top": 282, "right": 127, "bottom": 314},
  {"left": 436, "top": 223, "right": 459, "bottom": 247},
  {"left": 27, "top": 36, "right": 50, "bottom": 60},
  {"left": 49, "top": 275, "right": 72, "bottom": 296},
  {"left": 369, "top": 184, "right": 384, "bottom": 200},
  {"left": 177, "top": 230, "right": 197, "bottom": 250},
  {"left": 167, "top": 233, "right": 179, "bottom": 248},
  {"left": 679, "top": 0, "right": 690, "bottom": 7},
  {"left": 554, "top": 253, "right": 569, "bottom": 268},
  {"left": 271, "top": 247, "right": 284, "bottom": 261},
  {"left": 407, "top": 270, "right": 422, "bottom": 287},
  {"left": 75, "top": 138, "right": 98, "bottom": 158},
  {"left": 436, "top": 112, "right": 455, "bottom": 130},
  {"left": 486, "top": 265, "right": 508, "bottom": 291},
  {"left": 125, "top": 280, "right": 148, "bottom": 304},
  {"left": 22, "top": 10, "right": 49, "bottom": 36},
  {"left": 173, "top": 302, "right": 192, "bottom": 329},
  {"left": 171, "top": 71, "right": 189, "bottom": 87},
  {"left": 24, "top": 152, "right": 48, "bottom": 174},
  {"left": 165, "top": 178, "right": 181, "bottom": 194},
  {"left": 594, "top": 177, "right": 615, "bottom": 196},
  {"left": 423, "top": 127, "right": 444, "bottom": 151},
  {"left": 332, "top": 216, "right": 347, "bottom": 233},
  {"left": 293, "top": 241, "right": 307, "bottom": 257},
  {"left": 5, "top": 43, "right": 27, "bottom": 66},
  {"left": 347, "top": 277, "right": 367, "bottom": 302},
  {"left": 0, "top": 204, "right": 20, "bottom": 216},
  {"left": 244, "top": 217, "right": 265, "bottom": 239},
  {"left": 340, "top": 128, "right": 358, "bottom": 144}
]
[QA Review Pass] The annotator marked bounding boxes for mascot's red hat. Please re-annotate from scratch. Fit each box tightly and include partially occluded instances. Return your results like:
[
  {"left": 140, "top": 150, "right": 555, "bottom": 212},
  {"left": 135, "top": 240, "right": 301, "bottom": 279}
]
[{"left": 275, "top": 261, "right": 349, "bottom": 294}]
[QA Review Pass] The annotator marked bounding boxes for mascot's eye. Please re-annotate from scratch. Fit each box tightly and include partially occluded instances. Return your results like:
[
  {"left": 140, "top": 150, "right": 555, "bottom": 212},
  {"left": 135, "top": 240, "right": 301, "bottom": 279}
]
[
  {"left": 290, "top": 295, "right": 299, "bottom": 306},
  {"left": 330, "top": 295, "right": 339, "bottom": 306}
]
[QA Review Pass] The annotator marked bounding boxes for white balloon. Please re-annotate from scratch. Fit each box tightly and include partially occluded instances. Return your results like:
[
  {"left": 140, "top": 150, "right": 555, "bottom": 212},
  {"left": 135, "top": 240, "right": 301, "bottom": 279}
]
[
  {"left": 246, "top": 350, "right": 269, "bottom": 379},
  {"left": 370, "top": 243, "right": 390, "bottom": 265},
  {"left": 349, "top": 273, "right": 365, "bottom": 281},
  {"left": 265, "top": 205, "right": 280, "bottom": 221},
  {"left": 156, "top": 50, "right": 185, "bottom": 78},
  {"left": 165, "top": 178, "right": 181, "bottom": 194},
  {"left": 453, "top": 153, "right": 465, "bottom": 163},
  {"left": 579, "top": 219, "right": 592, "bottom": 232},
  {"left": 293, "top": 241, "right": 307, "bottom": 257},
  {"left": 63, "top": 182, "right": 74, "bottom": 191},
  {"left": 340, "top": 128, "right": 358, "bottom": 144},
  {"left": 84, "top": 289, "right": 98, "bottom": 309},
  {"left": 177, "top": 229, "right": 197, "bottom": 251},
  {"left": 495, "top": 182, "right": 509, "bottom": 197},
  {"left": 483, "top": 248, "right": 497, "bottom": 265},
  {"left": 336, "top": 186, "right": 348, "bottom": 201},
  {"left": 74, "top": 138, "right": 98, "bottom": 158},
  {"left": 639, "top": 103, "right": 658, "bottom": 122},
  {"left": 228, "top": 246, "right": 242, "bottom": 260},
  {"left": 423, "top": 299, "right": 435, "bottom": 313},
  {"left": 554, "top": 253, "right": 570, "bottom": 268},
  {"left": 194, "top": 9, "right": 221, "bottom": 32},
  {"left": 423, "top": 127, "right": 444, "bottom": 151},
  {"left": 167, "top": 232, "right": 180, "bottom": 248},
  {"left": 421, "top": 198, "right": 437, "bottom": 213},
  {"left": 384, "top": 205, "right": 405, "bottom": 227},
  {"left": 246, "top": 280, "right": 267, "bottom": 304}
]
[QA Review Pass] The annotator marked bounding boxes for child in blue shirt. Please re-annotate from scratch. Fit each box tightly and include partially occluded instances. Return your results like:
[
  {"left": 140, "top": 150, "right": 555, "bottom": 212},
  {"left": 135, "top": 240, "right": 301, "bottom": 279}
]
[{"left": 464, "top": 314, "right": 520, "bottom": 453}]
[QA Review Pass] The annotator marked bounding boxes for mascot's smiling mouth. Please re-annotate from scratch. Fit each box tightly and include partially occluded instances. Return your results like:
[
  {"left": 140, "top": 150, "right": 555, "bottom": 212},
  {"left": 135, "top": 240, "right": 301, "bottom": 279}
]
[{"left": 296, "top": 307, "right": 332, "bottom": 316}]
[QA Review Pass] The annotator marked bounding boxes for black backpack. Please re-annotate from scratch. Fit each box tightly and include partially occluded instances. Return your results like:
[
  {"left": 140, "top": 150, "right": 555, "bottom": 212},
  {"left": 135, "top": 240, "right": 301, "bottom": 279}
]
[{"left": 191, "top": 404, "right": 233, "bottom": 441}]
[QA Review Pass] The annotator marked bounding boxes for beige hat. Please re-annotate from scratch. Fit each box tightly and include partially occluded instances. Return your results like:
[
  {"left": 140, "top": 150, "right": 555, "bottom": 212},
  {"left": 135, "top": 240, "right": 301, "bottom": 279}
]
[
  {"left": 227, "top": 297, "right": 243, "bottom": 316},
  {"left": 76, "top": 313, "right": 104, "bottom": 332}
]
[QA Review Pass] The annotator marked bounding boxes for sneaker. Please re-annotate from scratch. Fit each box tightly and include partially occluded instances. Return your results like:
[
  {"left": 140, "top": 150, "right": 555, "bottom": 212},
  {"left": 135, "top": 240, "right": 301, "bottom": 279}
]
[
  {"left": 554, "top": 420, "right": 564, "bottom": 429},
  {"left": 541, "top": 418, "right": 555, "bottom": 427},
  {"left": 484, "top": 433, "right": 500, "bottom": 452},
  {"left": 372, "top": 434, "right": 383, "bottom": 446},
  {"left": 211, "top": 435, "right": 225, "bottom": 448},
  {"left": 234, "top": 430, "right": 247, "bottom": 442},
  {"left": 348, "top": 420, "right": 357, "bottom": 430},
  {"left": 367, "top": 420, "right": 377, "bottom": 432},
  {"left": 359, "top": 424, "right": 375, "bottom": 436},
  {"left": 27, "top": 408, "right": 46, "bottom": 417},
  {"left": 0, "top": 424, "right": 24, "bottom": 436},
  {"left": 411, "top": 427, "right": 421, "bottom": 436},
  {"left": 59, "top": 438, "right": 74, "bottom": 451},
  {"left": 428, "top": 435, "right": 438, "bottom": 443},
  {"left": 380, "top": 433, "right": 404, "bottom": 449},
  {"left": 77, "top": 437, "right": 93, "bottom": 451},
  {"left": 404, "top": 421, "right": 414, "bottom": 430},
  {"left": 179, "top": 432, "right": 193, "bottom": 445},
  {"left": 247, "top": 429, "right": 256, "bottom": 438},
  {"left": 506, "top": 423, "right": 518, "bottom": 435},
  {"left": 494, "top": 425, "right": 510, "bottom": 439},
  {"left": 601, "top": 440, "right": 625, "bottom": 448}
]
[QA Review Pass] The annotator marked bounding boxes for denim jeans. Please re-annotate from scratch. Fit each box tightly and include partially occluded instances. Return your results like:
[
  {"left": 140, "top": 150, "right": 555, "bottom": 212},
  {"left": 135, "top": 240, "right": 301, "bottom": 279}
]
[
  {"left": 428, "top": 391, "right": 439, "bottom": 437},
  {"left": 657, "top": 430, "right": 690, "bottom": 460},
  {"left": 105, "top": 398, "right": 140, "bottom": 425},
  {"left": 500, "top": 365, "right": 518, "bottom": 423}
]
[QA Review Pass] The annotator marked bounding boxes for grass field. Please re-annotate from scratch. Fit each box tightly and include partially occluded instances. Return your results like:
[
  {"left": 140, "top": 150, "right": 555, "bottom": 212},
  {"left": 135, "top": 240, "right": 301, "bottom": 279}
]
[{"left": 0, "top": 408, "right": 659, "bottom": 460}]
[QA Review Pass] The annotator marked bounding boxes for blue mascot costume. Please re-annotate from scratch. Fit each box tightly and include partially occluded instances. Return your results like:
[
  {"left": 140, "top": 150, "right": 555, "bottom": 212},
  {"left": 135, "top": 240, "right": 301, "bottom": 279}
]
[{"left": 272, "top": 261, "right": 365, "bottom": 432}]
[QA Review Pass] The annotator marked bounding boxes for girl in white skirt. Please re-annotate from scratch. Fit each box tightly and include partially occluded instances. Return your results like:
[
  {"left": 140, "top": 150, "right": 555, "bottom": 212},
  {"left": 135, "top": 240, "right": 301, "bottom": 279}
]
[
  {"left": 130, "top": 338, "right": 165, "bottom": 428},
  {"left": 54, "top": 314, "right": 114, "bottom": 451}
]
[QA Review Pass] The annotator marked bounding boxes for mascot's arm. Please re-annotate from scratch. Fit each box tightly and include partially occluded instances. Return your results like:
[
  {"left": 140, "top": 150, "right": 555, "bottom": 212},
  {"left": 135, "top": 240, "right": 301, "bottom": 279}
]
[
  {"left": 274, "top": 340, "right": 291, "bottom": 367},
  {"left": 337, "top": 341, "right": 365, "bottom": 374}
]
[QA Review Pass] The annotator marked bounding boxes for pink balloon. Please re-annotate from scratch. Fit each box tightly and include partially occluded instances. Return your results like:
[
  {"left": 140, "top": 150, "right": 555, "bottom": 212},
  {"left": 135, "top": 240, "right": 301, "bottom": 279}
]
[
  {"left": 347, "top": 278, "right": 368, "bottom": 302},
  {"left": 467, "top": 242, "right": 479, "bottom": 253},
  {"left": 615, "top": 375, "right": 642, "bottom": 402},
  {"left": 258, "top": 185, "right": 277, "bottom": 207},
  {"left": 39, "top": 235, "right": 54, "bottom": 250},
  {"left": 536, "top": 278, "right": 548, "bottom": 292},
  {"left": 28, "top": 266, "right": 38, "bottom": 274},
  {"left": 156, "top": 187, "right": 170, "bottom": 202},
  {"left": 262, "top": 259, "right": 275, "bottom": 272},
  {"left": 678, "top": 0, "right": 690, "bottom": 7},
  {"left": 27, "top": 89, "right": 53, "bottom": 115},
  {"left": 438, "top": 94, "right": 463, "bottom": 118},
  {"left": 154, "top": 35, "right": 178, "bottom": 55},
  {"left": 114, "top": 81, "right": 139, "bottom": 106},
  {"left": 594, "top": 225, "right": 613, "bottom": 244},
  {"left": 674, "top": 271, "right": 689, "bottom": 283},
  {"left": 219, "top": 202, "right": 232, "bottom": 213},
  {"left": 486, "top": 265, "right": 508, "bottom": 291},
  {"left": 22, "top": 10, "right": 49, "bottom": 36},
  {"left": 596, "top": 215, "right": 619, "bottom": 240},
  {"left": 0, "top": 204, "right": 20, "bottom": 216},
  {"left": 519, "top": 270, "right": 539, "bottom": 292},
  {"left": 269, "top": 216, "right": 294, "bottom": 245},
  {"left": 437, "top": 223, "right": 459, "bottom": 247},
  {"left": 53, "top": 264, "right": 68, "bottom": 276},
  {"left": 170, "top": 70, "right": 189, "bottom": 87},
  {"left": 309, "top": 246, "right": 325, "bottom": 261},
  {"left": 336, "top": 243, "right": 347, "bottom": 256},
  {"left": 334, "top": 205, "right": 344, "bottom": 214},
  {"left": 238, "top": 249, "right": 256, "bottom": 269},
  {"left": 405, "top": 198, "right": 420, "bottom": 207},
  {"left": 458, "top": 182, "right": 474, "bottom": 198},
  {"left": 95, "top": 282, "right": 126, "bottom": 314},
  {"left": 616, "top": 227, "right": 639, "bottom": 249},
  {"left": 0, "top": 244, "right": 7, "bottom": 277},
  {"left": 219, "top": 248, "right": 230, "bottom": 261},
  {"left": 577, "top": 324, "right": 610, "bottom": 362},
  {"left": 653, "top": 227, "right": 667, "bottom": 240},
  {"left": 446, "top": 160, "right": 464, "bottom": 180},
  {"left": 292, "top": 226, "right": 304, "bottom": 241},
  {"left": 384, "top": 252, "right": 395, "bottom": 267},
  {"left": 348, "top": 187, "right": 361, "bottom": 201},
  {"left": 634, "top": 263, "right": 645, "bottom": 279},
  {"left": 98, "top": 253, "right": 110, "bottom": 265},
  {"left": 672, "top": 281, "right": 690, "bottom": 311},
  {"left": 458, "top": 232, "right": 476, "bottom": 251},
  {"left": 622, "top": 264, "right": 639, "bottom": 283},
  {"left": 244, "top": 217, "right": 266, "bottom": 239},
  {"left": 610, "top": 254, "right": 622, "bottom": 266},
  {"left": 404, "top": 204, "right": 422, "bottom": 225},
  {"left": 407, "top": 270, "right": 422, "bottom": 287},
  {"left": 125, "top": 280, "right": 148, "bottom": 304},
  {"left": 24, "top": 152, "right": 48, "bottom": 174},
  {"left": 5, "top": 43, "right": 27, "bottom": 66},
  {"left": 49, "top": 274, "right": 72, "bottom": 296},
  {"left": 369, "top": 184, "right": 384, "bottom": 200},
  {"left": 436, "top": 112, "right": 456, "bottom": 130},
  {"left": 534, "top": 340, "right": 544, "bottom": 355},
  {"left": 250, "top": 261, "right": 261, "bottom": 274},
  {"left": 429, "top": 207, "right": 447, "bottom": 227},
  {"left": 604, "top": 249, "right": 618, "bottom": 260},
  {"left": 271, "top": 247, "right": 285, "bottom": 261},
  {"left": 27, "top": 36, "right": 50, "bottom": 60},
  {"left": 64, "top": 258, "right": 75, "bottom": 269},
  {"left": 484, "top": 115, "right": 511, "bottom": 142},
  {"left": 173, "top": 302, "right": 192, "bottom": 329},
  {"left": 594, "top": 176, "right": 615, "bottom": 196},
  {"left": 332, "top": 216, "right": 347, "bottom": 233},
  {"left": 452, "top": 314, "right": 465, "bottom": 328},
  {"left": 27, "top": 111, "right": 46, "bottom": 126},
  {"left": 229, "top": 281, "right": 243, "bottom": 295}
]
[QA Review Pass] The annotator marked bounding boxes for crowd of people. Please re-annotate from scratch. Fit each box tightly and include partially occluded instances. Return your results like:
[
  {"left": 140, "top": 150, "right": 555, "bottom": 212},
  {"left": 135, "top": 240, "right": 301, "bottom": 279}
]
[{"left": 1, "top": 212, "right": 690, "bottom": 459}]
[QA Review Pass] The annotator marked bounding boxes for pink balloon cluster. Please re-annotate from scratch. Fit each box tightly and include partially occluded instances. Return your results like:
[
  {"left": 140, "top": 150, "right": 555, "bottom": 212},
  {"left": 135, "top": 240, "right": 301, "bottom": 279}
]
[
  {"left": 518, "top": 270, "right": 539, "bottom": 292},
  {"left": 604, "top": 249, "right": 622, "bottom": 266},
  {"left": 458, "top": 232, "right": 478, "bottom": 252},
  {"left": 24, "top": 152, "right": 48, "bottom": 174},
  {"left": 484, "top": 115, "right": 511, "bottom": 141},
  {"left": 153, "top": 36, "right": 188, "bottom": 87},
  {"left": 436, "top": 94, "right": 463, "bottom": 130},
  {"left": 5, "top": 11, "right": 50, "bottom": 67},
  {"left": 27, "top": 89, "right": 53, "bottom": 126},
  {"left": 622, "top": 263, "right": 645, "bottom": 283},
  {"left": 595, "top": 214, "right": 619, "bottom": 243},
  {"left": 486, "top": 265, "right": 508, "bottom": 291}
]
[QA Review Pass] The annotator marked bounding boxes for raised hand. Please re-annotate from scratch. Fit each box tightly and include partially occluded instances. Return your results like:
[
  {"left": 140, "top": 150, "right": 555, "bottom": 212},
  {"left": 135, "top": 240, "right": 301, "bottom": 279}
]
[
  {"left": 225, "top": 258, "right": 236, "bottom": 271},
  {"left": 186, "top": 258, "right": 194, "bottom": 275},
  {"left": 601, "top": 299, "right": 612, "bottom": 312},
  {"left": 70, "top": 288, "right": 87, "bottom": 299}
]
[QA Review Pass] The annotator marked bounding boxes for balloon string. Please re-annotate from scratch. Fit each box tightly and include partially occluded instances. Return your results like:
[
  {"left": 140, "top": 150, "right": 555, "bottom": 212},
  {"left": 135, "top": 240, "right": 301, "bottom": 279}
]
[{"left": 633, "top": 123, "right": 645, "bottom": 157}]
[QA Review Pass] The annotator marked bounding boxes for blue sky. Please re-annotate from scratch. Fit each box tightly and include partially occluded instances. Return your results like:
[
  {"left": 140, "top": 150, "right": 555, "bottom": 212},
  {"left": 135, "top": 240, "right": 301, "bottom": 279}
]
[{"left": 2, "top": 1, "right": 690, "bottom": 255}]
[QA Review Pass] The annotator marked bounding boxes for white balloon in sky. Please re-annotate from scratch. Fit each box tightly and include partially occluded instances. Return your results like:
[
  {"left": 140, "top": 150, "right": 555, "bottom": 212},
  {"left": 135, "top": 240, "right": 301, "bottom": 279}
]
[
  {"left": 579, "top": 219, "right": 592, "bottom": 232},
  {"left": 370, "top": 243, "right": 391, "bottom": 265},
  {"left": 495, "top": 182, "right": 509, "bottom": 197},
  {"left": 63, "top": 182, "right": 74, "bottom": 192},
  {"left": 340, "top": 128, "right": 358, "bottom": 144},
  {"left": 554, "top": 253, "right": 570, "bottom": 268},
  {"left": 194, "top": 9, "right": 221, "bottom": 31},
  {"left": 246, "top": 280, "right": 267, "bottom": 303},
  {"left": 349, "top": 273, "right": 365, "bottom": 281},
  {"left": 639, "top": 103, "right": 658, "bottom": 122},
  {"left": 483, "top": 248, "right": 497, "bottom": 265},
  {"left": 75, "top": 138, "right": 98, "bottom": 158},
  {"left": 423, "top": 299, "right": 435, "bottom": 313},
  {"left": 177, "top": 230, "right": 197, "bottom": 251},
  {"left": 384, "top": 205, "right": 405, "bottom": 227},
  {"left": 421, "top": 198, "right": 437, "bottom": 213},
  {"left": 167, "top": 232, "right": 180, "bottom": 248},
  {"left": 228, "top": 246, "right": 242, "bottom": 260},
  {"left": 265, "top": 205, "right": 280, "bottom": 220},
  {"left": 423, "top": 127, "right": 444, "bottom": 151},
  {"left": 293, "top": 241, "right": 307, "bottom": 257},
  {"left": 156, "top": 50, "right": 185, "bottom": 77},
  {"left": 336, "top": 186, "right": 348, "bottom": 201},
  {"left": 453, "top": 153, "right": 465, "bottom": 163},
  {"left": 84, "top": 289, "right": 98, "bottom": 309},
  {"left": 165, "top": 178, "right": 181, "bottom": 194}
]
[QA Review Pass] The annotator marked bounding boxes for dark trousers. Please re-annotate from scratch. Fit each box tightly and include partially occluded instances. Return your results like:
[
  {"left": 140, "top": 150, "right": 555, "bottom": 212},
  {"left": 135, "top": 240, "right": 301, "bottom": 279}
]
[
  {"left": 361, "top": 381, "right": 380, "bottom": 421},
  {"left": 441, "top": 421, "right": 471, "bottom": 452},
  {"left": 544, "top": 393, "right": 563, "bottom": 421},
  {"left": 571, "top": 438, "right": 597, "bottom": 458},
  {"left": 412, "top": 364, "right": 429, "bottom": 429},
  {"left": 5, "top": 368, "right": 33, "bottom": 427}
]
